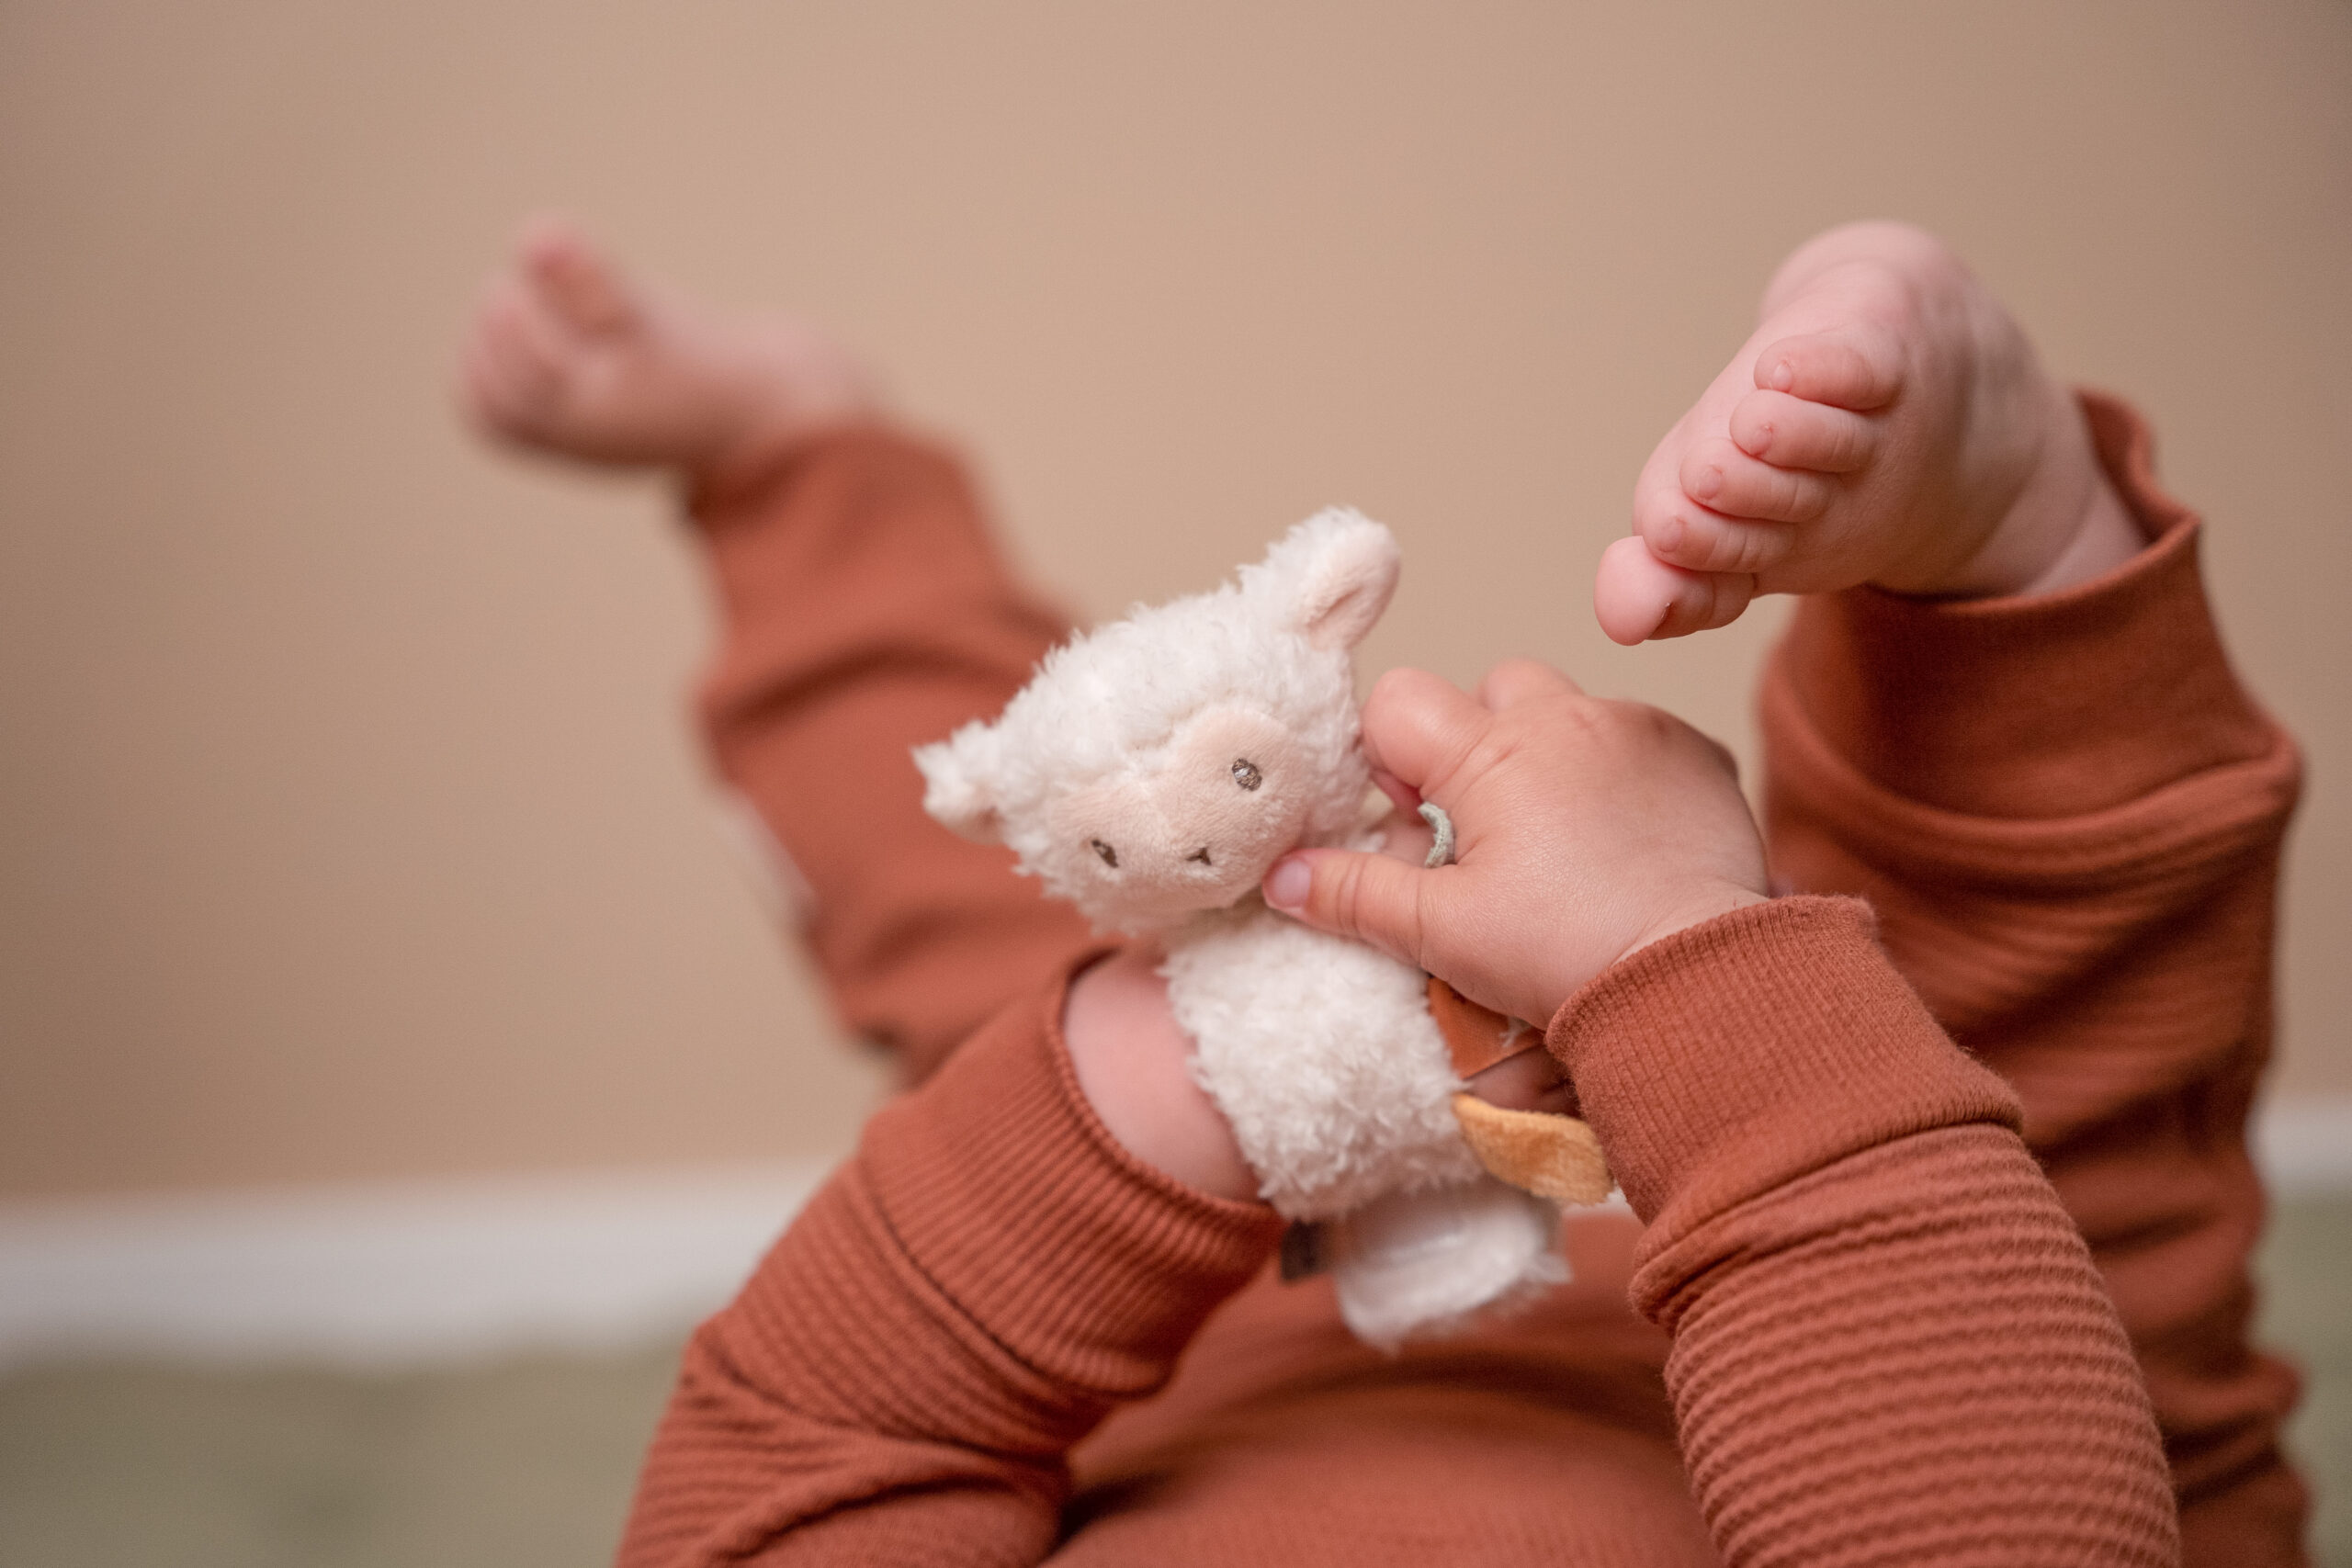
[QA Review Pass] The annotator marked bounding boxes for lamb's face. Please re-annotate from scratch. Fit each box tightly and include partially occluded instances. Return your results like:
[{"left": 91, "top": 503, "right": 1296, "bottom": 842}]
[
  {"left": 1045, "top": 703, "right": 1319, "bottom": 928},
  {"left": 917, "top": 506, "right": 1402, "bottom": 937}
]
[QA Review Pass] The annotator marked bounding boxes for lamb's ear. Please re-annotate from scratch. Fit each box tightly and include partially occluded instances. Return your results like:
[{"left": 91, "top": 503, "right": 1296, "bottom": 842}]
[
  {"left": 913, "top": 722, "right": 1007, "bottom": 844},
  {"left": 1255, "top": 507, "right": 1401, "bottom": 652}
]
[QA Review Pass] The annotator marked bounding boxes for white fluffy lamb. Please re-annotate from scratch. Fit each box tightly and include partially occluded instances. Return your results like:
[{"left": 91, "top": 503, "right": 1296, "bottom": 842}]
[{"left": 914, "top": 509, "right": 1606, "bottom": 1346}]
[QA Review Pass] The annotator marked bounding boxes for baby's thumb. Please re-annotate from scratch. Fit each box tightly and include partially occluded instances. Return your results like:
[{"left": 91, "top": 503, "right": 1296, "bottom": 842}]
[{"left": 1263, "top": 850, "right": 1429, "bottom": 971}]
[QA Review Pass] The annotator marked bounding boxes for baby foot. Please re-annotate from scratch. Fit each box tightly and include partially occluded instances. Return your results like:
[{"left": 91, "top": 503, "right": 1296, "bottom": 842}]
[
  {"left": 1595, "top": 221, "right": 2145, "bottom": 643},
  {"left": 458, "top": 217, "right": 876, "bottom": 480}
]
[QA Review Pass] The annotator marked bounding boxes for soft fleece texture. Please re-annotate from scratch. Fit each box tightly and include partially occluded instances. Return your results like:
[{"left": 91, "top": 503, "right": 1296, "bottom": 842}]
[
  {"left": 618, "top": 395, "right": 2306, "bottom": 1565},
  {"left": 911, "top": 507, "right": 1392, "bottom": 928},
  {"left": 916, "top": 503, "right": 1562, "bottom": 1340}
]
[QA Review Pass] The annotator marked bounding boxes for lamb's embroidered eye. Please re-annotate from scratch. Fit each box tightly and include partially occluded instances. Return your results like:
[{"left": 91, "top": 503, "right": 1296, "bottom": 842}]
[
  {"left": 1231, "top": 759, "right": 1262, "bottom": 791},
  {"left": 1091, "top": 839, "right": 1119, "bottom": 868}
]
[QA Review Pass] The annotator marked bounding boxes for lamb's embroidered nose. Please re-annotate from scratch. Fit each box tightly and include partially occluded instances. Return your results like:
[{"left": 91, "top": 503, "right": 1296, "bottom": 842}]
[{"left": 1187, "top": 848, "right": 1214, "bottom": 866}]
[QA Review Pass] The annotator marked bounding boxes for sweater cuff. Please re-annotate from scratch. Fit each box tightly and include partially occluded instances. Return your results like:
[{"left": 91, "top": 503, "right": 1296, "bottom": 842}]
[
  {"left": 682, "top": 423, "right": 1041, "bottom": 640},
  {"left": 857, "top": 956, "right": 1283, "bottom": 1396},
  {"left": 1770, "top": 390, "right": 2274, "bottom": 819},
  {"left": 1545, "top": 897, "right": 2019, "bottom": 1229}
]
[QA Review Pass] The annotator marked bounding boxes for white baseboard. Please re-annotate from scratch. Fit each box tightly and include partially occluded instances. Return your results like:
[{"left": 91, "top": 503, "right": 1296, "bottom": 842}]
[
  {"left": 2253, "top": 1097, "right": 2352, "bottom": 1198},
  {"left": 0, "top": 1160, "right": 829, "bottom": 1373},
  {"left": 1, "top": 1100, "right": 2346, "bottom": 1373}
]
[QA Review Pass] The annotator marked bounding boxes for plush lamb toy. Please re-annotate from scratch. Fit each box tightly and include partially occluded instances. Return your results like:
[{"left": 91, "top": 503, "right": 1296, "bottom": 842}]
[{"left": 915, "top": 510, "right": 1610, "bottom": 1346}]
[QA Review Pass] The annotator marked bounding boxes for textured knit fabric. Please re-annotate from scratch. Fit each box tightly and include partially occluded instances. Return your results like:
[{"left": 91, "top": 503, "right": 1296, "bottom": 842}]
[
  {"left": 1761, "top": 391, "right": 2308, "bottom": 1562},
  {"left": 614, "top": 397, "right": 2304, "bottom": 1565},
  {"left": 1557, "top": 898, "right": 2174, "bottom": 1563},
  {"left": 691, "top": 432, "right": 1092, "bottom": 1086},
  {"left": 620, "top": 967, "right": 1282, "bottom": 1565}
]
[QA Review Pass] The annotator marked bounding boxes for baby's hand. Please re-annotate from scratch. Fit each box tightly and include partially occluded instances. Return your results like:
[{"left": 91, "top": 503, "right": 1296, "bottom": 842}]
[
  {"left": 1064, "top": 659, "right": 1757, "bottom": 1201},
  {"left": 1261, "top": 660, "right": 1768, "bottom": 1029},
  {"left": 1062, "top": 741, "right": 1632, "bottom": 1204}
]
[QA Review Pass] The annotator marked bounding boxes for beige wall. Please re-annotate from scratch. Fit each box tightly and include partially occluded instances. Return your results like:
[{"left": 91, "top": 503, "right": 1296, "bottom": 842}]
[{"left": 3, "top": 2, "right": 2346, "bottom": 1199}]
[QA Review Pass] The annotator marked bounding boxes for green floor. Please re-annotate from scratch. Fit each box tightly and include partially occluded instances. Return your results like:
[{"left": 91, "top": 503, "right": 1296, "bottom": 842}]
[
  {"left": 2267, "top": 1199, "right": 2352, "bottom": 1565},
  {"left": 6, "top": 1200, "right": 2347, "bottom": 1567}
]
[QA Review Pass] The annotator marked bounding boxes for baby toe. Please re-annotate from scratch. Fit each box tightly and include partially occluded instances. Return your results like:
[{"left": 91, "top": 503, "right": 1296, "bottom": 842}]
[
  {"left": 464, "top": 338, "right": 551, "bottom": 439},
  {"left": 1729, "top": 389, "right": 1880, "bottom": 473},
  {"left": 1653, "top": 566, "right": 1754, "bottom": 639},
  {"left": 1594, "top": 539, "right": 1756, "bottom": 644},
  {"left": 498, "top": 291, "right": 575, "bottom": 393},
  {"left": 1753, "top": 328, "right": 1903, "bottom": 412},
  {"left": 523, "top": 222, "right": 638, "bottom": 335},
  {"left": 1634, "top": 476, "right": 1796, "bottom": 577},
  {"left": 1594, "top": 537, "right": 1676, "bottom": 644},
  {"left": 1679, "top": 435, "right": 1836, "bottom": 523}
]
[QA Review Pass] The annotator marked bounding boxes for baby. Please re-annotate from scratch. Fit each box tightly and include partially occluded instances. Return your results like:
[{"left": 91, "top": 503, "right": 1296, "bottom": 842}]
[{"left": 461, "top": 220, "right": 2303, "bottom": 1564}]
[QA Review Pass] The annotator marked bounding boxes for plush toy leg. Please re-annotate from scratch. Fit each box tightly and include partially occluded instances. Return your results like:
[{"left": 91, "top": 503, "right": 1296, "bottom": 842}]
[
  {"left": 1450, "top": 1094, "right": 1614, "bottom": 1206},
  {"left": 1325, "top": 1176, "right": 1564, "bottom": 1348}
]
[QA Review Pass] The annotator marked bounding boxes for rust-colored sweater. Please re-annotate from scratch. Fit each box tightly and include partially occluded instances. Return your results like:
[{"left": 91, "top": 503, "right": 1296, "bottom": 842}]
[{"left": 616, "top": 395, "right": 2304, "bottom": 1565}]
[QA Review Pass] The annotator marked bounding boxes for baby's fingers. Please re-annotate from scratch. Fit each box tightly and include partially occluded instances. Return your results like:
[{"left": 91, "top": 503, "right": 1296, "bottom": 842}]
[
  {"left": 1476, "top": 657, "right": 1582, "bottom": 711},
  {"left": 1356, "top": 669, "right": 1491, "bottom": 803},
  {"left": 1263, "top": 849, "right": 1432, "bottom": 975}
]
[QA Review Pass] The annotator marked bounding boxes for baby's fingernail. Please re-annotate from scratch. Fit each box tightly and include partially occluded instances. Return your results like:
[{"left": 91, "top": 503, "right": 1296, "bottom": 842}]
[
  {"left": 1768, "top": 358, "right": 1794, "bottom": 391},
  {"left": 1264, "top": 858, "right": 1312, "bottom": 910},
  {"left": 1688, "top": 465, "right": 1722, "bottom": 501}
]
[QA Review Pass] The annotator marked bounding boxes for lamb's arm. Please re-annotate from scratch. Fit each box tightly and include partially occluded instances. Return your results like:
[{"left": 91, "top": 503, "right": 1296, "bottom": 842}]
[
  {"left": 614, "top": 962, "right": 1282, "bottom": 1566},
  {"left": 1552, "top": 897, "right": 2179, "bottom": 1565},
  {"left": 689, "top": 429, "right": 1094, "bottom": 1085},
  {"left": 1758, "top": 392, "right": 2307, "bottom": 1562}
]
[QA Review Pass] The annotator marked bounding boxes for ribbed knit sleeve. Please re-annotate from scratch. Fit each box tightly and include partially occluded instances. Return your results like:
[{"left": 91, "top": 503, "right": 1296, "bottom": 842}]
[
  {"left": 1760, "top": 393, "right": 2309, "bottom": 1563},
  {"left": 614, "top": 961, "right": 1284, "bottom": 1567},
  {"left": 1550, "top": 897, "right": 2178, "bottom": 1567},
  {"left": 689, "top": 429, "right": 1093, "bottom": 1084}
]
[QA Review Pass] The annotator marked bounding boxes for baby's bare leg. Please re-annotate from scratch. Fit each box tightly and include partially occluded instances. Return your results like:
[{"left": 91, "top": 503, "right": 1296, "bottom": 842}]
[
  {"left": 458, "top": 218, "right": 876, "bottom": 479},
  {"left": 1595, "top": 221, "right": 2144, "bottom": 642}
]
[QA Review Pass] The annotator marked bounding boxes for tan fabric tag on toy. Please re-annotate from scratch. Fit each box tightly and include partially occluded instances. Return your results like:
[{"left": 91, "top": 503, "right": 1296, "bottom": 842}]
[
  {"left": 1426, "top": 976, "right": 1544, "bottom": 1079},
  {"left": 1450, "top": 1094, "right": 1613, "bottom": 1205}
]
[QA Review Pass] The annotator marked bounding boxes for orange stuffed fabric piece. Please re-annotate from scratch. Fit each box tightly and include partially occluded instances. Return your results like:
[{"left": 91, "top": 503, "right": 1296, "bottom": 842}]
[{"left": 1430, "top": 977, "right": 1615, "bottom": 1204}]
